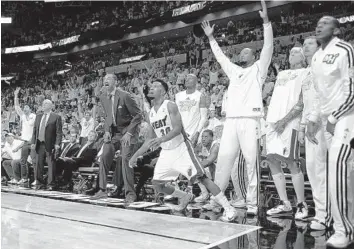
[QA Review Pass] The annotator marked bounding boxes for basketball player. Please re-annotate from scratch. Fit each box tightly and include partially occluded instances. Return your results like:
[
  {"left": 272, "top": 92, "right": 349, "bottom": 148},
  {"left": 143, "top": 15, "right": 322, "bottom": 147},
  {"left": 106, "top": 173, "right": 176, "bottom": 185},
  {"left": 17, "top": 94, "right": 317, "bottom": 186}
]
[
  {"left": 307, "top": 16, "right": 354, "bottom": 248},
  {"left": 201, "top": 0, "right": 273, "bottom": 215},
  {"left": 175, "top": 73, "right": 208, "bottom": 147},
  {"left": 265, "top": 47, "right": 308, "bottom": 219},
  {"left": 298, "top": 37, "right": 328, "bottom": 231},
  {"left": 195, "top": 130, "right": 219, "bottom": 202},
  {"left": 129, "top": 79, "right": 237, "bottom": 222}
]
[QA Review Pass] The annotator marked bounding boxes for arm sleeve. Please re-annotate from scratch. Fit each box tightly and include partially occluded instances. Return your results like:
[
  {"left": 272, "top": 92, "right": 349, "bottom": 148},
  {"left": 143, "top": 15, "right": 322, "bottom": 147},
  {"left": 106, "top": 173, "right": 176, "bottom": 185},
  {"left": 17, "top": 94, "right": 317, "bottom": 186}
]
[
  {"left": 328, "top": 45, "right": 354, "bottom": 124},
  {"left": 257, "top": 22, "right": 274, "bottom": 83},
  {"left": 125, "top": 93, "right": 143, "bottom": 135},
  {"left": 209, "top": 38, "right": 240, "bottom": 78}
]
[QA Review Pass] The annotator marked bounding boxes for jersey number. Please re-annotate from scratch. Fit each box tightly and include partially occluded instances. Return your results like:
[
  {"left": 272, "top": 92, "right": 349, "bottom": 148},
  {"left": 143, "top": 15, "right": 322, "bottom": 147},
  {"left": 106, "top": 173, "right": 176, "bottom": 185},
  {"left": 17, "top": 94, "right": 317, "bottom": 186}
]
[{"left": 160, "top": 127, "right": 171, "bottom": 136}]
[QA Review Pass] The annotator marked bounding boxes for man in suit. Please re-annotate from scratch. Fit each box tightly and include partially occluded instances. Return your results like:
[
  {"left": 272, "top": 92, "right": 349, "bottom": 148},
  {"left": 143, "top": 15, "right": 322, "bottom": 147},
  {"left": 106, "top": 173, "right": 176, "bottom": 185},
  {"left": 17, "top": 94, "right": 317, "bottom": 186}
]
[
  {"left": 94, "top": 74, "right": 142, "bottom": 202},
  {"left": 31, "top": 99, "right": 62, "bottom": 190},
  {"left": 56, "top": 131, "right": 99, "bottom": 186},
  {"left": 56, "top": 132, "right": 81, "bottom": 187}
]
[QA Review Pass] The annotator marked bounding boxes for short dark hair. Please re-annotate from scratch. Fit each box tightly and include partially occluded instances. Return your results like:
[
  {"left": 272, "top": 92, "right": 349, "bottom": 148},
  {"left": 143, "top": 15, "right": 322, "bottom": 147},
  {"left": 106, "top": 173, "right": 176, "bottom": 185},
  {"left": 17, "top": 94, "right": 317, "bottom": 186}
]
[
  {"left": 305, "top": 36, "right": 320, "bottom": 47},
  {"left": 203, "top": 129, "right": 214, "bottom": 137},
  {"left": 154, "top": 79, "right": 169, "bottom": 93}
]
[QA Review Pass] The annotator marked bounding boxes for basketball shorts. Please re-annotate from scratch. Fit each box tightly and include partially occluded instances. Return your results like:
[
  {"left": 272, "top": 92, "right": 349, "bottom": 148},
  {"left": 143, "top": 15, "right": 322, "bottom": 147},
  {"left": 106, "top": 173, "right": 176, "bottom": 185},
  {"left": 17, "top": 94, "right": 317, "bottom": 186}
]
[
  {"left": 153, "top": 140, "right": 205, "bottom": 182},
  {"left": 266, "top": 123, "right": 299, "bottom": 160}
]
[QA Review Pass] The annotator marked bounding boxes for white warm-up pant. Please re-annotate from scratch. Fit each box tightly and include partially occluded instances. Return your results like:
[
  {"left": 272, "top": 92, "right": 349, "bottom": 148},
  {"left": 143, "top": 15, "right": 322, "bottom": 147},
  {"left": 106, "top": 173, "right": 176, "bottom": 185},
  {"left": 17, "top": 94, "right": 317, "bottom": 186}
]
[
  {"left": 305, "top": 124, "right": 328, "bottom": 225},
  {"left": 321, "top": 113, "right": 354, "bottom": 239},
  {"left": 231, "top": 152, "right": 249, "bottom": 201},
  {"left": 214, "top": 117, "right": 260, "bottom": 208}
]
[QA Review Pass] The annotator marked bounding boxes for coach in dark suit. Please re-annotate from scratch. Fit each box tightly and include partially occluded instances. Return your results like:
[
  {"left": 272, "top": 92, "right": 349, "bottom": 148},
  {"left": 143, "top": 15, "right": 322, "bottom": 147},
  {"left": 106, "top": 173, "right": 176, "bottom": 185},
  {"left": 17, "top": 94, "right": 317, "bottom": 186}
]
[
  {"left": 94, "top": 74, "right": 142, "bottom": 202},
  {"left": 31, "top": 99, "right": 62, "bottom": 190}
]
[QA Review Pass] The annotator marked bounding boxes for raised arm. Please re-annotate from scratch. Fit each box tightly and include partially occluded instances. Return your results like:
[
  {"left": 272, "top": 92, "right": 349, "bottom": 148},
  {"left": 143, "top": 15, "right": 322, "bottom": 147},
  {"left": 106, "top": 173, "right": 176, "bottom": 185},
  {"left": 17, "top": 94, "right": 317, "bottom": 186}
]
[
  {"left": 202, "top": 20, "right": 241, "bottom": 76},
  {"left": 14, "top": 88, "right": 24, "bottom": 117},
  {"left": 257, "top": 0, "right": 274, "bottom": 81},
  {"left": 77, "top": 99, "right": 84, "bottom": 120}
]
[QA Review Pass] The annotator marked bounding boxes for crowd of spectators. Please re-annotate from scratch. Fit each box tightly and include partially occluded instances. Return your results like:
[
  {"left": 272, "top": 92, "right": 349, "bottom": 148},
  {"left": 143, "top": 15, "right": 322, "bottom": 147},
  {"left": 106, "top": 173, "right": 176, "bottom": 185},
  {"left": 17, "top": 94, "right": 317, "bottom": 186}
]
[{"left": 1, "top": 1, "right": 195, "bottom": 47}]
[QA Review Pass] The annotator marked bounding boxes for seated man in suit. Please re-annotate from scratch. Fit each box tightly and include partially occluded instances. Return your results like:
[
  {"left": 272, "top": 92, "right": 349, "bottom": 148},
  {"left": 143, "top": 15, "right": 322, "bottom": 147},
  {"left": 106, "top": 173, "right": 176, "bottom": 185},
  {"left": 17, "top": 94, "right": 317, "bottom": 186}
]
[
  {"left": 56, "top": 130, "right": 99, "bottom": 186},
  {"left": 56, "top": 132, "right": 81, "bottom": 188}
]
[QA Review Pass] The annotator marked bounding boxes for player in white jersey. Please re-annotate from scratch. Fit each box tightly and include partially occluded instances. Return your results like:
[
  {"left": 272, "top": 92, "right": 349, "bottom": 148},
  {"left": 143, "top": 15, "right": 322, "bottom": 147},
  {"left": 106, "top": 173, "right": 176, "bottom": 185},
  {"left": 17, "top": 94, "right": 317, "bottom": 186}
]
[
  {"left": 175, "top": 73, "right": 208, "bottom": 147},
  {"left": 195, "top": 130, "right": 219, "bottom": 202},
  {"left": 306, "top": 16, "right": 354, "bottom": 248},
  {"left": 265, "top": 47, "right": 309, "bottom": 219},
  {"left": 298, "top": 37, "right": 329, "bottom": 231},
  {"left": 129, "top": 79, "right": 237, "bottom": 222},
  {"left": 201, "top": 0, "right": 273, "bottom": 216}
]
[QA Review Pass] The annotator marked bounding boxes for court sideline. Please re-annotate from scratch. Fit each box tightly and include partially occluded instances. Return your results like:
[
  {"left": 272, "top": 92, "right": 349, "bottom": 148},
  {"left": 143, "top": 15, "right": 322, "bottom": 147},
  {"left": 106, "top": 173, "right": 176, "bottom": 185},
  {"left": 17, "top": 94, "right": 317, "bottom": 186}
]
[{"left": 1, "top": 192, "right": 260, "bottom": 249}]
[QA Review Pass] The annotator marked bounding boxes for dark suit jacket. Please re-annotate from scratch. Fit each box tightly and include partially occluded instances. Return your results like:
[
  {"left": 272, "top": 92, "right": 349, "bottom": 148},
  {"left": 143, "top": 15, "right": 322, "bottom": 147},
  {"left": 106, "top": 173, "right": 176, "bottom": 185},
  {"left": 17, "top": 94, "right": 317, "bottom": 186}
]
[
  {"left": 32, "top": 112, "right": 62, "bottom": 153},
  {"left": 72, "top": 142, "right": 98, "bottom": 167},
  {"left": 60, "top": 142, "right": 80, "bottom": 158},
  {"left": 99, "top": 88, "right": 142, "bottom": 139}
]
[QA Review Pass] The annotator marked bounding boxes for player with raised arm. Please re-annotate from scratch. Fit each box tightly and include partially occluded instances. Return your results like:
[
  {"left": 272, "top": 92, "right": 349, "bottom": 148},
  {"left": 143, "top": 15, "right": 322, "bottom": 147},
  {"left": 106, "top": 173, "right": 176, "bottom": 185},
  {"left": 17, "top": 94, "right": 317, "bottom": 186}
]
[
  {"left": 201, "top": 0, "right": 273, "bottom": 215},
  {"left": 129, "top": 79, "right": 237, "bottom": 222},
  {"left": 307, "top": 16, "right": 354, "bottom": 248}
]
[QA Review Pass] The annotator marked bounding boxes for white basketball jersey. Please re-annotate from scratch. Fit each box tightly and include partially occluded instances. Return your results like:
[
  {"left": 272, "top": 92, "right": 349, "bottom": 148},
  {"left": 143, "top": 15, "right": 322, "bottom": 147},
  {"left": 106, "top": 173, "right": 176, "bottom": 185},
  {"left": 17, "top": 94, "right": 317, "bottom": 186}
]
[
  {"left": 200, "top": 141, "right": 219, "bottom": 164},
  {"left": 175, "top": 90, "right": 202, "bottom": 137},
  {"left": 149, "top": 100, "right": 184, "bottom": 150}
]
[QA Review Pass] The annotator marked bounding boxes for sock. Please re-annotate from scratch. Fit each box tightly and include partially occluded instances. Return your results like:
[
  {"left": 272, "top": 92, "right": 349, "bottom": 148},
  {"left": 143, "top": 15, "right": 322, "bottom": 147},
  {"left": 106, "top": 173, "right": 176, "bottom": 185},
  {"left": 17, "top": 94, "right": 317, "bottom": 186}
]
[
  {"left": 214, "top": 192, "right": 232, "bottom": 209},
  {"left": 171, "top": 189, "right": 188, "bottom": 199},
  {"left": 272, "top": 173, "right": 288, "bottom": 202},
  {"left": 198, "top": 183, "right": 209, "bottom": 197},
  {"left": 291, "top": 172, "right": 305, "bottom": 203}
]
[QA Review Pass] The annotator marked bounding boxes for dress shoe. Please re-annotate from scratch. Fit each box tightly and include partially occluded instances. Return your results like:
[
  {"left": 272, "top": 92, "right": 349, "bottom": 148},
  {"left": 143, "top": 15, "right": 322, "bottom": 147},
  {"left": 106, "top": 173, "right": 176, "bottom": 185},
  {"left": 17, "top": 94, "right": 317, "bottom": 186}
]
[
  {"left": 108, "top": 187, "right": 124, "bottom": 198},
  {"left": 90, "top": 190, "right": 108, "bottom": 200},
  {"left": 35, "top": 184, "right": 45, "bottom": 190},
  {"left": 47, "top": 186, "right": 57, "bottom": 191},
  {"left": 125, "top": 196, "right": 136, "bottom": 205}
]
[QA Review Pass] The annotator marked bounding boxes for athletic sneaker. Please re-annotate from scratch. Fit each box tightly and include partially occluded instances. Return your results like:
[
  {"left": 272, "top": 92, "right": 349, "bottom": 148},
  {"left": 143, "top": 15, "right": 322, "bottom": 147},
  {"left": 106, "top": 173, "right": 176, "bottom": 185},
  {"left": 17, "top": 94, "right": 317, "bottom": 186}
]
[
  {"left": 220, "top": 207, "right": 238, "bottom": 222},
  {"left": 194, "top": 193, "right": 209, "bottom": 203},
  {"left": 31, "top": 180, "right": 37, "bottom": 186},
  {"left": 230, "top": 199, "right": 247, "bottom": 208},
  {"left": 247, "top": 206, "right": 258, "bottom": 216},
  {"left": 326, "top": 232, "right": 351, "bottom": 248},
  {"left": 310, "top": 219, "right": 327, "bottom": 231},
  {"left": 174, "top": 193, "right": 194, "bottom": 212},
  {"left": 266, "top": 201, "right": 292, "bottom": 216},
  {"left": 202, "top": 199, "right": 222, "bottom": 213},
  {"left": 9, "top": 179, "right": 19, "bottom": 185},
  {"left": 295, "top": 202, "right": 309, "bottom": 220}
]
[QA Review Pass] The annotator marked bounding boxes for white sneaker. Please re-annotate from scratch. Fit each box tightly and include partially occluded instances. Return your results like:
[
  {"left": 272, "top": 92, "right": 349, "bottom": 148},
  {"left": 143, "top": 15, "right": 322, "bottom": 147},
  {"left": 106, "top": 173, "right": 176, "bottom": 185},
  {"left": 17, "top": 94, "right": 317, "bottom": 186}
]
[
  {"left": 220, "top": 207, "right": 238, "bottom": 222},
  {"left": 326, "top": 232, "right": 351, "bottom": 248},
  {"left": 295, "top": 202, "right": 309, "bottom": 220},
  {"left": 164, "top": 195, "right": 175, "bottom": 201},
  {"left": 267, "top": 201, "right": 292, "bottom": 216},
  {"left": 230, "top": 199, "right": 247, "bottom": 208},
  {"left": 174, "top": 193, "right": 194, "bottom": 212},
  {"left": 194, "top": 194, "right": 209, "bottom": 203},
  {"left": 202, "top": 199, "right": 222, "bottom": 213},
  {"left": 247, "top": 206, "right": 258, "bottom": 216},
  {"left": 31, "top": 180, "right": 37, "bottom": 186},
  {"left": 310, "top": 220, "right": 327, "bottom": 231},
  {"left": 9, "top": 179, "right": 18, "bottom": 185}
]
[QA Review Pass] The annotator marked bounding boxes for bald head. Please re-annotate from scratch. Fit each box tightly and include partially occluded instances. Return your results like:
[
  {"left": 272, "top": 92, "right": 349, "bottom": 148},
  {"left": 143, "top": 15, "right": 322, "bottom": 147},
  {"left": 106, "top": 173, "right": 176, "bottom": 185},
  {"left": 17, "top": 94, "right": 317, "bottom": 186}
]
[
  {"left": 316, "top": 16, "right": 341, "bottom": 43},
  {"left": 239, "top": 48, "right": 255, "bottom": 67}
]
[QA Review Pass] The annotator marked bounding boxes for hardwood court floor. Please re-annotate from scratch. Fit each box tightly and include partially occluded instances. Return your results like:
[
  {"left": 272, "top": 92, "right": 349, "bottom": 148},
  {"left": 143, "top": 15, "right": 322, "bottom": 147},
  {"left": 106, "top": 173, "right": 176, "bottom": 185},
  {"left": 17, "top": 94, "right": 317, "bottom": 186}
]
[{"left": 1, "top": 192, "right": 260, "bottom": 249}]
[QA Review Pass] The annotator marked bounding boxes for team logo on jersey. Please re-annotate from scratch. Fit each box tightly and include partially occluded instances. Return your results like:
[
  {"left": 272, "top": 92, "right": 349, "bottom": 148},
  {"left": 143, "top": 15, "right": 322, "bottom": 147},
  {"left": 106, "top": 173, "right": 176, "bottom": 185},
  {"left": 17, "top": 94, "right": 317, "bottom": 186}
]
[
  {"left": 151, "top": 115, "right": 168, "bottom": 129},
  {"left": 323, "top": 53, "right": 339, "bottom": 64},
  {"left": 179, "top": 99, "right": 198, "bottom": 112}
]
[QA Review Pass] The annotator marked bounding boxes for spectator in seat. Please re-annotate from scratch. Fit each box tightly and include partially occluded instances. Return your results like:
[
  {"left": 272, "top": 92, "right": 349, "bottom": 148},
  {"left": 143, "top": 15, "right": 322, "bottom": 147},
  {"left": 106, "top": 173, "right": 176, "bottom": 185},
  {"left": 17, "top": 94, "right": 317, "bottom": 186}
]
[
  {"left": 1, "top": 133, "right": 24, "bottom": 185},
  {"left": 77, "top": 98, "right": 95, "bottom": 145},
  {"left": 56, "top": 132, "right": 81, "bottom": 188}
]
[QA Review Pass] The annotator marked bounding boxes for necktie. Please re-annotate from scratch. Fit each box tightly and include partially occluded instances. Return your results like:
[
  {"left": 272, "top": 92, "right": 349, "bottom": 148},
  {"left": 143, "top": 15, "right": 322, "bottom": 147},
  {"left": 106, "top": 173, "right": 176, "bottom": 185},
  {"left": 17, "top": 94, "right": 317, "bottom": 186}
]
[
  {"left": 38, "top": 114, "right": 47, "bottom": 142},
  {"left": 61, "top": 143, "right": 72, "bottom": 158},
  {"left": 111, "top": 94, "right": 116, "bottom": 126}
]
